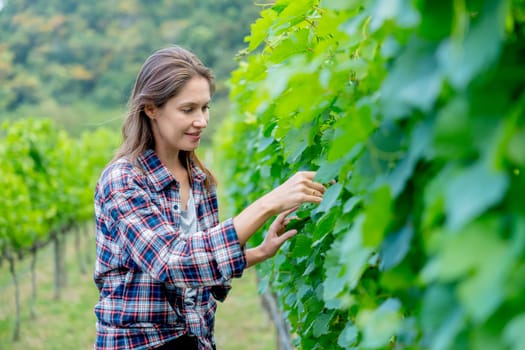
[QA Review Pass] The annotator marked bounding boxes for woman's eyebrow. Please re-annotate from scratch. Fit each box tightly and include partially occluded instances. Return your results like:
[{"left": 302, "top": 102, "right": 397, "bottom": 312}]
[{"left": 178, "top": 100, "right": 211, "bottom": 106}]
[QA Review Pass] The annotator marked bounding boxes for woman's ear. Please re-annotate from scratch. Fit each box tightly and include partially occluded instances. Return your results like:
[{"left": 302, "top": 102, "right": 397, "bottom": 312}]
[{"left": 144, "top": 103, "right": 157, "bottom": 119}]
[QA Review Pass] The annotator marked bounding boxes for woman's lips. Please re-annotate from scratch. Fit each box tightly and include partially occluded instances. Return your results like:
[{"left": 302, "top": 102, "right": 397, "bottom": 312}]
[{"left": 185, "top": 132, "right": 201, "bottom": 141}]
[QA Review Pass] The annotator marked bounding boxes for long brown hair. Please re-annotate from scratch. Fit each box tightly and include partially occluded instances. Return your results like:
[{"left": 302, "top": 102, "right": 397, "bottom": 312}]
[{"left": 114, "top": 45, "right": 217, "bottom": 189}]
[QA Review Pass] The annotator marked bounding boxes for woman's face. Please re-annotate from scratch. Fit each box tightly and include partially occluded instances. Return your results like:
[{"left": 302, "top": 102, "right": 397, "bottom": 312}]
[{"left": 148, "top": 76, "right": 211, "bottom": 157}]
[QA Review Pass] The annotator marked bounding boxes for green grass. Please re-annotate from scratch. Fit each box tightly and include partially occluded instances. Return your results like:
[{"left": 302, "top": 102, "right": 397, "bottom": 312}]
[
  {"left": 0, "top": 229, "right": 275, "bottom": 349},
  {"left": 215, "top": 271, "right": 276, "bottom": 350}
]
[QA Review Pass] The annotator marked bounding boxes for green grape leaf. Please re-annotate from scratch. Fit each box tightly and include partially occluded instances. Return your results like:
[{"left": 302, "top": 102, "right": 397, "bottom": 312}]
[
  {"left": 288, "top": 233, "right": 313, "bottom": 259},
  {"left": 321, "top": 0, "right": 362, "bottom": 11},
  {"left": 381, "top": 120, "right": 431, "bottom": 196},
  {"left": 504, "top": 314, "right": 525, "bottom": 350},
  {"left": 379, "top": 224, "right": 413, "bottom": 271},
  {"left": 337, "top": 322, "right": 358, "bottom": 348},
  {"left": 315, "top": 158, "right": 344, "bottom": 184},
  {"left": 380, "top": 42, "right": 442, "bottom": 119},
  {"left": 343, "top": 196, "right": 360, "bottom": 214},
  {"left": 246, "top": 9, "right": 277, "bottom": 51},
  {"left": 445, "top": 161, "right": 508, "bottom": 230},
  {"left": 507, "top": 126, "right": 525, "bottom": 166},
  {"left": 312, "top": 313, "right": 332, "bottom": 337},
  {"left": 437, "top": 0, "right": 507, "bottom": 89},
  {"left": 357, "top": 298, "right": 402, "bottom": 348},
  {"left": 285, "top": 216, "right": 311, "bottom": 232},
  {"left": 362, "top": 186, "right": 392, "bottom": 247},
  {"left": 322, "top": 248, "right": 344, "bottom": 299},
  {"left": 420, "top": 286, "right": 464, "bottom": 350},
  {"left": 424, "top": 217, "right": 515, "bottom": 322},
  {"left": 323, "top": 215, "right": 372, "bottom": 302},
  {"left": 369, "top": 0, "right": 420, "bottom": 31},
  {"left": 328, "top": 106, "right": 375, "bottom": 161},
  {"left": 315, "top": 182, "right": 342, "bottom": 214},
  {"left": 283, "top": 125, "right": 309, "bottom": 163}
]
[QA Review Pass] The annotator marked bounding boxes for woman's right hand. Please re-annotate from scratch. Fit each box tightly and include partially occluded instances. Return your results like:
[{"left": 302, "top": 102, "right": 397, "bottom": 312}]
[
  {"left": 265, "top": 171, "right": 326, "bottom": 214},
  {"left": 232, "top": 171, "right": 326, "bottom": 246}
]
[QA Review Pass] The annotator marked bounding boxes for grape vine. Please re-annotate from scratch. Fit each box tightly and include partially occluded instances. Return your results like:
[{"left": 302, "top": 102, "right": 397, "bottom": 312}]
[
  {"left": 216, "top": 0, "right": 525, "bottom": 349},
  {"left": 0, "top": 118, "right": 119, "bottom": 340}
]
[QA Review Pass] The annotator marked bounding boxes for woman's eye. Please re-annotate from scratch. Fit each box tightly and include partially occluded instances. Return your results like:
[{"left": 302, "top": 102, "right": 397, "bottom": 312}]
[
  {"left": 202, "top": 105, "right": 210, "bottom": 112},
  {"left": 182, "top": 108, "right": 193, "bottom": 113}
]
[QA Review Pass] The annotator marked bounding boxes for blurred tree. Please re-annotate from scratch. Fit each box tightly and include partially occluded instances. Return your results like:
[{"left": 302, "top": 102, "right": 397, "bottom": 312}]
[{"left": 0, "top": 0, "right": 260, "bottom": 134}]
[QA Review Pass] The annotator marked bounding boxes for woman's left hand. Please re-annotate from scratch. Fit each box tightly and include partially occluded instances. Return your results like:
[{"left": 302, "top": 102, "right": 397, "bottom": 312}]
[{"left": 259, "top": 207, "right": 299, "bottom": 259}]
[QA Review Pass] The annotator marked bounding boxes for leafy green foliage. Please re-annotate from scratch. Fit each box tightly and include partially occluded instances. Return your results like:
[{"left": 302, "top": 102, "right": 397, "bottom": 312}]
[
  {"left": 285, "top": 203, "right": 315, "bottom": 232},
  {"left": 0, "top": 118, "right": 119, "bottom": 260},
  {"left": 216, "top": 0, "right": 525, "bottom": 348}
]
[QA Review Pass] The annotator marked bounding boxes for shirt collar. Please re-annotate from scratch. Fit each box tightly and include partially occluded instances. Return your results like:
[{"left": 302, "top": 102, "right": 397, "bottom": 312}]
[{"left": 138, "top": 149, "right": 207, "bottom": 192}]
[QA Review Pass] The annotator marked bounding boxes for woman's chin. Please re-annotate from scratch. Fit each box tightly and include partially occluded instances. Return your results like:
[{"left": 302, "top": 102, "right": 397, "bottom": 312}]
[{"left": 181, "top": 144, "right": 200, "bottom": 152}]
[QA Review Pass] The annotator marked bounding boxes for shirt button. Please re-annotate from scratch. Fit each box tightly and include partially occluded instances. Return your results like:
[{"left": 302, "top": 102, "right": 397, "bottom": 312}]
[{"left": 173, "top": 204, "right": 178, "bottom": 210}]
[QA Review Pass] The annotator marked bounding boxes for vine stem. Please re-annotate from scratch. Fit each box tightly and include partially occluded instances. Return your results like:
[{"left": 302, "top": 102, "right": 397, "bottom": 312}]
[
  {"left": 84, "top": 224, "right": 93, "bottom": 268},
  {"left": 8, "top": 255, "right": 20, "bottom": 341},
  {"left": 53, "top": 234, "right": 61, "bottom": 300},
  {"left": 75, "top": 225, "right": 86, "bottom": 275},
  {"left": 30, "top": 246, "right": 37, "bottom": 320},
  {"left": 60, "top": 228, "right": 68, "bottom": 288},
  {"left": 257, "top": 273, "right": 293, "bottom": 350}
]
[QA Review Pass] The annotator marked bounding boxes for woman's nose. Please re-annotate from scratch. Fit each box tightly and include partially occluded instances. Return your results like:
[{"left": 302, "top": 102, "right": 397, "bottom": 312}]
[{"left": 194, "top": 113, "right": 208, "bottom": 128}]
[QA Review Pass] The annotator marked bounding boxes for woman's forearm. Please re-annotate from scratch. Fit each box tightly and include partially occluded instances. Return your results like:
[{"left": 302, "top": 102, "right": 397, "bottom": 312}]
[
  {"left": 245, "top": 246, "right": 269, "bottom": 268},
  {"left": 232, "top": 194, "right": 276, "bottom": 246}
]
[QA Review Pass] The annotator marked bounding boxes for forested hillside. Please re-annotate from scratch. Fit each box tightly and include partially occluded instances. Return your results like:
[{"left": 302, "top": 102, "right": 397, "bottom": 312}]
[{"left": 0, "top": 0, "right": 259, "bottom": 134}]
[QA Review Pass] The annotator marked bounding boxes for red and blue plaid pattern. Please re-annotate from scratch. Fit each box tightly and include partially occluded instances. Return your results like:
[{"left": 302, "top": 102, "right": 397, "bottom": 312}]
[{"left": 93, "top": 149, "right": 246, "bottom": 349}]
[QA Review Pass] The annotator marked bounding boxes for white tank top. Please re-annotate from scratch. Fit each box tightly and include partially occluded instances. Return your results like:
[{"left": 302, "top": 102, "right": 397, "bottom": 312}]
[
  {"left": 179, "top": 189, "right": 197, "bottom": 237},
  {"left": 179, "top": 189, "right": 198, "bottom": 306}
]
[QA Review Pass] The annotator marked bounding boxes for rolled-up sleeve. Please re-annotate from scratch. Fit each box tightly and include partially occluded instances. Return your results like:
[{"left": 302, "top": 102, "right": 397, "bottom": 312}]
[{"left": 103, "top": 184, "right": 246, "bottom": 288}]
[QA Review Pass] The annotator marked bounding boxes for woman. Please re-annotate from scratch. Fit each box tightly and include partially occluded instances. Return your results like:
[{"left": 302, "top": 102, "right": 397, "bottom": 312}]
[{"left": 93, "top": 46, "right": 325, "bottom": 350}]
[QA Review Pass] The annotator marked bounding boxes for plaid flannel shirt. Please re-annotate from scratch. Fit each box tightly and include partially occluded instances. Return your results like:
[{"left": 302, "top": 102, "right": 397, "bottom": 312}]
[{"left": 93, "top": 149, "right": 246, "bottom": 350}]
